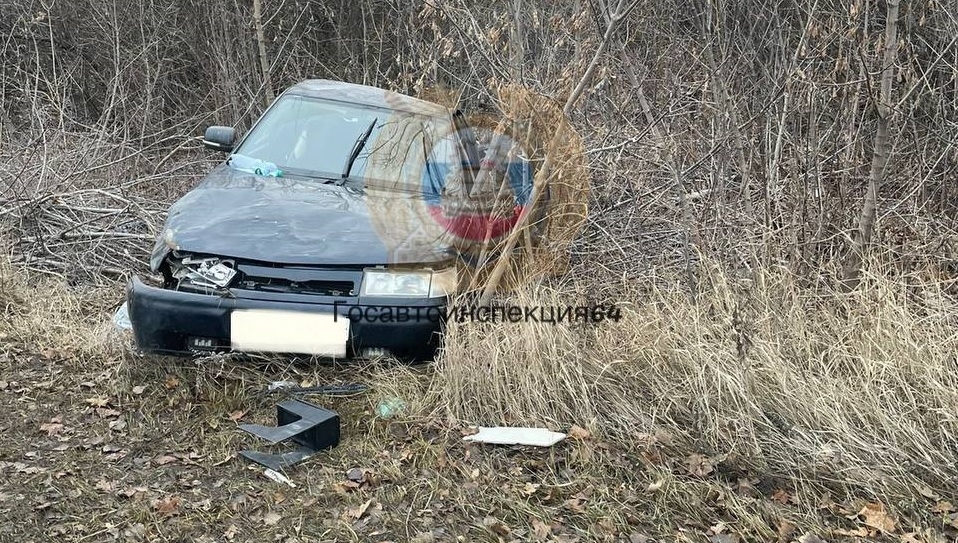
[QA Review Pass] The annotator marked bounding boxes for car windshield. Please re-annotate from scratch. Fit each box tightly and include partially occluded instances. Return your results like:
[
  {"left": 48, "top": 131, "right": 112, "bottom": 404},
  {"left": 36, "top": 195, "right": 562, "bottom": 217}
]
[{"left": 231, "top": 94, "right": 464, "bottom": 191}]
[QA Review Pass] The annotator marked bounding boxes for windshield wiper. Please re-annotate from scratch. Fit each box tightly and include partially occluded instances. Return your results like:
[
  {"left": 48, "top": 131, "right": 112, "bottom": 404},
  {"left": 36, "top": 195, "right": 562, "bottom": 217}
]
[
  {"left": 279, "top": 165, "right": 340, "bottom": 183},
  {"left": 340, "top": 117, "right": 377, "bottom": 184}
]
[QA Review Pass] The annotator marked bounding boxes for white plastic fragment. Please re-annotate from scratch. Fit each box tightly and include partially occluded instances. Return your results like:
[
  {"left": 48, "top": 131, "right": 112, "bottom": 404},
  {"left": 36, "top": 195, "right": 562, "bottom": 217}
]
[
  {"left": 267, "top": 381, "right": 299, "bottom": 392},
  {"left": 112, "top": 302, "right": 132, "bottom": 330},
  {"left": 263, "top": 468, "right": 296, "bottom": 488},
  {"left": 463, "top": 427, "right": 567, "bottom": 447}
]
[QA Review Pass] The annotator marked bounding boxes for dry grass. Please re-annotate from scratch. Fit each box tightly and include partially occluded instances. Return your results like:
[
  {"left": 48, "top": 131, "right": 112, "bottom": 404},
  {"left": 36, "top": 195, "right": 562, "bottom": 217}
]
[
  {"left": 412, "top": 257, "right": 958, "bottom": 536},
  {"left": 0, "top": 262, "right": 800, "bottom": 543},
  {"left": 9, "top": 255, "right": 958, "bottom": 541},
  {"left": 1, "top": 128, "right": 956, "bottom": 543}
]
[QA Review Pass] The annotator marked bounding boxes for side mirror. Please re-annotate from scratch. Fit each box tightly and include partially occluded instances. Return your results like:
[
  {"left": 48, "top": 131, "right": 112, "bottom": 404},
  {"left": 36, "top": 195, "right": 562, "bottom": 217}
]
[{"left": 202, "top": 126, "right": 236, "bottom": 152}]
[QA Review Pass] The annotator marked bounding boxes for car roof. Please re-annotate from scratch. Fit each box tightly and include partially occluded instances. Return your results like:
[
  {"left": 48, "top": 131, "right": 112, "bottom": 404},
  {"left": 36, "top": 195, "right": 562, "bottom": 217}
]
[{"left": 284, "top": 79, "right": 450, "bottom": 116}]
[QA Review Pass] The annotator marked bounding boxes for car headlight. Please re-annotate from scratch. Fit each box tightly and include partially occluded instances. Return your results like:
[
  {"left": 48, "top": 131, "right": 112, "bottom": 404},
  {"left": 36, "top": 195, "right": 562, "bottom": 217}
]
[{"left": 360, "top": 267, "right": 457, "bottom": 298}]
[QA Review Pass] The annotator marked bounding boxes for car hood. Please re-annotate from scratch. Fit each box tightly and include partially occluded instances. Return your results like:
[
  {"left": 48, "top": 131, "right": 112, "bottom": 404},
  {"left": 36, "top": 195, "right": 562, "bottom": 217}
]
[{"left": 152, "top": 165, "right": 451, "bottom": 268}]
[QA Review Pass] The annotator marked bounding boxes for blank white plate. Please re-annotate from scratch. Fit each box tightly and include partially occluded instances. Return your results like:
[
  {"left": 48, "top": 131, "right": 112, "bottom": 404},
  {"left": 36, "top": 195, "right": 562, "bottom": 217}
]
[{"left": 230, "top": 309, "right": 349, "bottom": 357}]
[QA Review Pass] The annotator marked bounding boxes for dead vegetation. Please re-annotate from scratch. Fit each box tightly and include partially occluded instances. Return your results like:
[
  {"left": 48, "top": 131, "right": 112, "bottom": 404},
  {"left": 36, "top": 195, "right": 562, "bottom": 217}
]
[{"left": 2, "top": 0, "right": 958, "bottom": 541}]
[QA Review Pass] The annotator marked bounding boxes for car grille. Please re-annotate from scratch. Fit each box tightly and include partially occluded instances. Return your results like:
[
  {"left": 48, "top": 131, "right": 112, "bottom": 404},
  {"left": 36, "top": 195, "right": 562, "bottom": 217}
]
[{"left": 239, "top": 277, "right": 356, "bottom": 296}]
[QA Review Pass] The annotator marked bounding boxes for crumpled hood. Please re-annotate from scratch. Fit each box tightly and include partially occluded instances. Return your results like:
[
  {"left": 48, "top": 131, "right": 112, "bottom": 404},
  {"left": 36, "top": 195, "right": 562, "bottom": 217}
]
[{"left": 152, "top": 165, "right": 451, "bottom": 268}]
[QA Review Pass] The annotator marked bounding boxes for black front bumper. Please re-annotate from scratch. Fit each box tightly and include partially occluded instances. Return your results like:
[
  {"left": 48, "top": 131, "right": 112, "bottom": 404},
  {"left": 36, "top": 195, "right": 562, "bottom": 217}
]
[{"left": 126, "top": 276, "right": 445, "bottom": 358}]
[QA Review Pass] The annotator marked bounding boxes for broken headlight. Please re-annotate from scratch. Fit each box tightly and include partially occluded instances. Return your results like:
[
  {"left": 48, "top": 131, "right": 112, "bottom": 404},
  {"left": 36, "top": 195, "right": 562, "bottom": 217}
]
[
  {"left": 168, "top": 253, "right": 237, "bottom": 291},
  {"left": 360, "top": 267, "right": 457, "bottom": 298}
]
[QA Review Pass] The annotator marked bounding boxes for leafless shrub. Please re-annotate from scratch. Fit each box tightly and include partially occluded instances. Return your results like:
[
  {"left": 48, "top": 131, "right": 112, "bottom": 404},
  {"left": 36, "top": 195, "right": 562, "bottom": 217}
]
[{"left": 0, "top": 129, "right": 211, "bottom": 282}]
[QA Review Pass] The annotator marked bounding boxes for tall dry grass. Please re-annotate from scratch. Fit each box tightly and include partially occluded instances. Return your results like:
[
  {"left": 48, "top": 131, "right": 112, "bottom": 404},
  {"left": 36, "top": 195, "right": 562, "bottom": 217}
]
[
  {"left": 0, "top": 258, "right": 125, "bottom": 361},
  {"left": 410, "top": 257, "right": 958, "bottom": 501}
]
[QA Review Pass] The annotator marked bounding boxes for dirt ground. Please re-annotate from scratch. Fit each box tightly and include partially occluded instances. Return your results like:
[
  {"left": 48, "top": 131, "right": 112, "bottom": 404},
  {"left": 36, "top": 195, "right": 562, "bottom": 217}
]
[{"left": 1, "top": 324, "right": 953, "bottom": 543}]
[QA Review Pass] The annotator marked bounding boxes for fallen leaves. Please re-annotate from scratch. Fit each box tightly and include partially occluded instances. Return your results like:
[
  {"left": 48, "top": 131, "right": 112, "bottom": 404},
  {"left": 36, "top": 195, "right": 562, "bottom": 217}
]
[
  {"left": 332, "top": 480, "right": 361, "bottom": 493},
  {"left": 521, "top": 482, "right": 541, "bottom": 496},
  {"left": 151, "top": 451, "right": 204, "bottom": 467},
  {"left": 8, "top": 343, "right": 958, "bottom": 543},
  {"left": 118, "top": 486, "right": 148, "bottom": 499},
  {"left": 482, "top": 516, "right": 511, "bottom": 537},
  {"left": 332, "top": 467, "right": 380, "bottom": 493},
  {"left": 563, "top": 494, "right": 588, "bottom": 514},
  {"left": 531, "top": 518, "right": 552, "bottom": 540},
  {"left": 834, "top": 526, "right": 870, "bottom": 537},
  {"left": 707, "top": 521, "right": 740, "bottom": 543},
  {"left": 916, "top": 484, "right": 940, "bottom": 501},
  {"left": 153, "top": 454, "right": 178, "bottom": 466},
  {"left": 858, "top": 502, "right": 897, "bottom": 534},
  {"left": 771, "top": 488, "right": 791, "bottom": 504},
  {"left": 94, "top": 407, "right": 121, "bottom": 418},
  {"left": 410, "top": 532, "right": 435, "bottom": 543},
  {"left": 345, "top": 499, "right": 372, "bottom": 520},
  {"left": 152, "top": 495, "right": 182, "bottom": 516},
  {"left": 776, "top": 520, "right": 797, "bottom": 541},
  {"left": 567, "top": 425, "right": 591, "bottom": 440},
  {"left": 835, "top": 501, "right": 898, "bottom": 538},
  {"left": 931, "top": 501, "right": 953, "bottom": 514},
  {"left": 39, "top": 417, "right": 64, "bottom": 436},
  {"left": 0, "top": 461, "right": 47, "bottom": 474},
  {"left": 686, "top": 453, "right": 714, "bottom": 477},
  {"left": 346, "top": 467, "right": 366, "bottom": 483}
]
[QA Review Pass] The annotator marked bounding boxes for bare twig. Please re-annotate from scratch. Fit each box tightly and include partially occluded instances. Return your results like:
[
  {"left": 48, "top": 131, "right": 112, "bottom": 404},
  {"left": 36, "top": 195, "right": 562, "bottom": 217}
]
[{"left": 479, "top": 0, "right": 638, "bottom": 303}]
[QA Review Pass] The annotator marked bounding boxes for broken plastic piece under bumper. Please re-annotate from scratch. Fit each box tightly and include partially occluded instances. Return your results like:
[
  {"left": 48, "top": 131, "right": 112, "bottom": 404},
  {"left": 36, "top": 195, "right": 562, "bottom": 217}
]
[{"left": 126, "top": 276, "right": 444, "bottom": 358}]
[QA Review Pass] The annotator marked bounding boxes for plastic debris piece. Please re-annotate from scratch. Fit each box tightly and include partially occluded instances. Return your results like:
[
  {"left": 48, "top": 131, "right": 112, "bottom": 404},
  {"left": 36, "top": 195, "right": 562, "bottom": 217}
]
[
  {"left": 229, "top": 154, "right": 284, "bottom": 177},
  {"left": 267, "top": 381, "right": 299, "bottom": 392},
  {"left": 463, "top": 427, "right": 567, "bottom": 447},
  {"left": 263, "top": 382, "right": 368, "bottom": 395},
  {"left": 239, "top": 399, "right": 340, "bottom": 470},
  {"left": 112, "top": 302, "right": 132, "bottom": 330},
  {"left": 375, "top": 397, "right": 405, "bottom": 419},
  {"left": 197, "top": 262, "right": 236, "bottom": 287},
  {"left": 263, "top": 468, "right": 296, "bottom": 488}
]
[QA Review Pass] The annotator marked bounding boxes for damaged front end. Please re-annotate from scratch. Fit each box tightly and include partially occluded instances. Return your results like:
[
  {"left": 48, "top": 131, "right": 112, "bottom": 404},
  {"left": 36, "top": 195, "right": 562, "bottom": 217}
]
[
  {"left": 128, "top": 233, "right": 451, "bottom": 360},
  {"left": 150, "top": 228, "right": 237, "bottom": 292},
  {"left": 166, "top": 253, "right": 238, "bottom": 293}
]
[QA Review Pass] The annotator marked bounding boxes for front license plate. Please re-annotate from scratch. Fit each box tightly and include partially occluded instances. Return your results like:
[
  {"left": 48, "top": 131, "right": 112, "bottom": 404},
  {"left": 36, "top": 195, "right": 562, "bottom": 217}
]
[{"left": 230, "top": 309, "right": 349, "bottom": 357}]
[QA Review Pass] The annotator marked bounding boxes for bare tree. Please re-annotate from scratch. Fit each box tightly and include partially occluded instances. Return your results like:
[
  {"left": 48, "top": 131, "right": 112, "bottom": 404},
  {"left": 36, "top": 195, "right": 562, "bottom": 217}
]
[
  {"left": 252, "top": 0, "right": 275, "bottom": 105},
  {"left": 841, "top": 0, "right": 901, "bottom": 290},
  {"left": 479, "top": 0, "right": 639, "bottom": 303}
]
